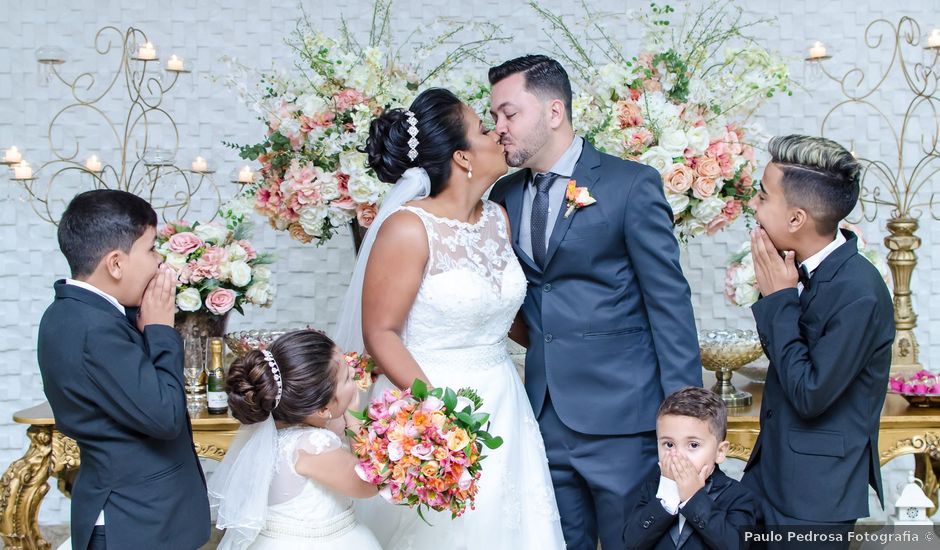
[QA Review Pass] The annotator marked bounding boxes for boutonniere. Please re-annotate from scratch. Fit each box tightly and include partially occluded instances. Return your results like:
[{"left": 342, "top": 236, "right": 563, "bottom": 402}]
[{"left": 564, "top": 180, "right": 596, "bottom": 218}]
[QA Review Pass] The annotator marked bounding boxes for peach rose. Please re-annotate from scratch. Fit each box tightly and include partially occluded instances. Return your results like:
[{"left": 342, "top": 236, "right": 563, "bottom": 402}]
[
  {"left": 663, "top": 164, "right": 695, "bottom": 194},
  {"left": 696, "top": 157, "right": 722, "bottom": 179},
  {"left": 616, "top": 100, "right": 644, "bottom": 128},
  {"left": 205, "top": 288, "right": 236, "bottom": 315},
  {"left": 167, "top": 232, "right": 204, "bottom": 255},
  {"left": 446, "top": 428, "right": 471, "bottom": 451},
  {"left": 706, "top": 198, "right": 744, "bottom": 235},
  {"left": 357, "top": 203, "right": 378, "bottom": 228},
  {"left": 692, "top": 177, "right": 718, "bottom": 200}
]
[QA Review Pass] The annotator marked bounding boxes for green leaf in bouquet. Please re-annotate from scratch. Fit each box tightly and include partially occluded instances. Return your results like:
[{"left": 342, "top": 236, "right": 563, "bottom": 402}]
[
  {"left": 483, "top": 435, "right": 504, "bottom": 450},
  {"left": 443, "top": 387, "right": 457, "bottom": 412},
  {"left": 416, "top": 506, "right": 433, "bottom": 526},
  {"left": 456, "top": 412, "right": 474, "bottom": 426},
  {"left": 429, "top": 387, "right": 443, "bottom": 399},
  {"left": 469, "top": 412, "right": 490, "bottom": 426},
  {"left": 411, "top": 378, "right": 428, "bottom": 399},
  {"left": 348, "top": 408, "right": 368, "bottom": 422}
]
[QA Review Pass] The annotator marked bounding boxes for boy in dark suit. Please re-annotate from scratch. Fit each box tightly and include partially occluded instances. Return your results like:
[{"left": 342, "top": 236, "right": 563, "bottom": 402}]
[
  {"left": 624, "top": 387, "right": 760, "bottom": 550},
  {"left": 37, "top": 190, "right": 210, "bottom": 550},
  {"left": 743, "top": 135, "right": 895, "bottom": 547}
]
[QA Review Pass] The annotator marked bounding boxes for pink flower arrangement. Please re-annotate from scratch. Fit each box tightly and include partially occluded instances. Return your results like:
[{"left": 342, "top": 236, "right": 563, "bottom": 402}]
[
  {"left": 345, "top": 351, "right": 377, "bottom": 391},
  {"left": 889, "top": 371, "right": 940, "bottom": 395},
  {"left": 349, "top": 381, "right": 503, "bottom": 520},
  {"left": 156, "top": 216, "right": 275, "bottom": 316}
]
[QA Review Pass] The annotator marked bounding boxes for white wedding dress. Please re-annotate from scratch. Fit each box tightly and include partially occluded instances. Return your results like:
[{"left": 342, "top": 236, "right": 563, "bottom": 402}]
[{"left": 359, "top": 200, "right": 565, "bottom": 549}]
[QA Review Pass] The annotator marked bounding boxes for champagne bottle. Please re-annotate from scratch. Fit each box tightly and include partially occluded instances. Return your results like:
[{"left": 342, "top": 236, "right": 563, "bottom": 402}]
[{"left": 206, "top": 338, "right": 228, "bottom": 415}]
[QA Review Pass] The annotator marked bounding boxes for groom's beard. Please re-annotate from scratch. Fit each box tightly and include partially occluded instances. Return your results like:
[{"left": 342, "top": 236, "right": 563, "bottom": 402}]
[{"left": 503, "top": 116, "right": 550, "bottom": 168}]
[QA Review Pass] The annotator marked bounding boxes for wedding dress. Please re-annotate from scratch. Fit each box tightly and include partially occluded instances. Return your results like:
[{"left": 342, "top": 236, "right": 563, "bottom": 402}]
[{"left": 360, "top": 200, "right": 566, "bottom": 549}]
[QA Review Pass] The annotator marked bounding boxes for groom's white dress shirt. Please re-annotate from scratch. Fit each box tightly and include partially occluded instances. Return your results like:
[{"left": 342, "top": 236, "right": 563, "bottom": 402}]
[{"left": 518, "top": 136, "right": 584, "bottom": 259}]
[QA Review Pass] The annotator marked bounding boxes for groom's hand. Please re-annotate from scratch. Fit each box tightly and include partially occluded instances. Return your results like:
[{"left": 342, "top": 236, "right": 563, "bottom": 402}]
[{"left": 751, "top": 227, "right": 798, "bottom": 296}]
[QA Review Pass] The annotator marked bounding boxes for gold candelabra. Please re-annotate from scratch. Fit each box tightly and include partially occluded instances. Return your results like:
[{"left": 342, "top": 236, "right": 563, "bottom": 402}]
[
  {"left": 1, "top": 26, "right": 249, "bottom": 225},
  {"left": 809, "top": 18, "right": 940, "bottom": 372}
]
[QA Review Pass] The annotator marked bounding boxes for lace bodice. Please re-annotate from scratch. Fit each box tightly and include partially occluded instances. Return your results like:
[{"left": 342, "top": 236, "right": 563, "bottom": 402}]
[
  {"left": 398, "top": 200, "right": 526, "bottom": 354},
  {"left": 265, "top": 426, "right": 352, "bottom": 524}
]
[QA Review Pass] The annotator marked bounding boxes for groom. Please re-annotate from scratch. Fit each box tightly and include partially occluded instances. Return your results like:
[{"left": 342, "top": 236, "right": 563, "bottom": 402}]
[{"left": 487, "top": 55, "right": 702, "bottom": 549}]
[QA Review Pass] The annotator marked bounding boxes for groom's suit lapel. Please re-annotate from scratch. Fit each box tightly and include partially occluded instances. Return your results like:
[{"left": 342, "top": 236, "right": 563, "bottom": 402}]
[
  {"left": 542, "top": 141, "right": 601, "bottom": 268},
  {"left": 504, "top": 170, "right": 539, "bottom": 272}
]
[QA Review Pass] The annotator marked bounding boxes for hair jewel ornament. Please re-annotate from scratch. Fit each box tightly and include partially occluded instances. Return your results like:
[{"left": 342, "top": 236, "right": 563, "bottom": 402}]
[
  {"left": 261, "top": 349, "right": 283, "bottom": 408},
  {"left": 405, "top": 110, "right": 419, "bottom": 162}
]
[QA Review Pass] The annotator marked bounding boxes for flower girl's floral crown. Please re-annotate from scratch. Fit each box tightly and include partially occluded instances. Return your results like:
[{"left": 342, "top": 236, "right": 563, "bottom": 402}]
[
  {"left": 405, "top": 110, "right": 419, "bottom": 163},
  {"left": 261, "top": 349, "right": 283, "bottom": 408}
]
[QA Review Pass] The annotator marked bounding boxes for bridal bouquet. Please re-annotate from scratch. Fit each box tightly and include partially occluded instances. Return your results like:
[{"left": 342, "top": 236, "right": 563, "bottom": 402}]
[
  {"left": 724, "top": 222, "right": 890, "bottom": 307},
  {"left": 345, "top": 351, "right": 377, "bottom": 391},
  {"left": 534, "top": 1, "right": 792, "bottom": 241},
  {"left": 349, "top": 380, "right": 503, "bottom": 520},
  {"left": 225, "top": 1, "right": 504, "bottom": 245},
  {"left": 157, "top": 207, "right": 275, "bottom": 315}
]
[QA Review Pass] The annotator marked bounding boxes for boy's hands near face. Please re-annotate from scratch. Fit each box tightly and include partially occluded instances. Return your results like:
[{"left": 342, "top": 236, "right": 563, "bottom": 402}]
[
  {"left": 751, "top": 228, "right": 798, "bottom": 296},
  {"left": 138, "top": 265, "right": 176, "bottom": 330}
]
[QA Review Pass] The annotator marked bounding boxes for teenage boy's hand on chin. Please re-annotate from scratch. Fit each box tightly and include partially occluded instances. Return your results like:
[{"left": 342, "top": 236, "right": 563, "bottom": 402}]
[
  {"left": 751, "top": 227, "right": 798, "bottom": 297},
  {"left": 138, "top": 264, "right": 177, "bottom": 330}
]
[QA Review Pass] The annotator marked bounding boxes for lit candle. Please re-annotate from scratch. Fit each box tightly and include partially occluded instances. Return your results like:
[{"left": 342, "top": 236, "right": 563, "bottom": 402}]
[
  {"left": 167, "top": 54, "right": 184, "bottom": 71},
  {"left": 929, "top": 29, "right": 940, "bottom": 48},
  {"left": 85, "top": 155, "right": 102, "bottom": 172},
  {"left": 4, "top": 146, "right": 22, "bottom": 163},
  {"left": 237, "top": 165, "right": 254, "bottom": 183},
  {"left": 137, "top": 42, "right": 156, "bottom": 60},
  {"left": 192, "top": 156, "right": 208, "bottom": 172},
  {"left": 809, "top": 41, "right": 827, "bottom": 59},
  {"left": 13, "top": 161, "right": 33, "bottom": 180}
]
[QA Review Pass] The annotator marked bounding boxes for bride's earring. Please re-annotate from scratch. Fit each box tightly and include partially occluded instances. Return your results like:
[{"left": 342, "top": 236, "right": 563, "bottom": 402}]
[{"left": 467, "top": 162, "right": 473, "bottom": 179}]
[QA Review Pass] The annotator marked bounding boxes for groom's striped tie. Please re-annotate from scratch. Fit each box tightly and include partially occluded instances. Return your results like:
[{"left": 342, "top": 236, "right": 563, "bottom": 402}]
[{"left": 530, "top": 171, "right": 557, "bottom": 268}]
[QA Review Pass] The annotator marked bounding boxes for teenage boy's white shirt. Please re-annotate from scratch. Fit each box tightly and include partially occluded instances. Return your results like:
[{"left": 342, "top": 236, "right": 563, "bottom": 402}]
[
  {"left": 797, "top": 230, "right": 846, "bottom": 296},
  {"left": 65, "top": 278, "right": 126, "bottom": 525}
]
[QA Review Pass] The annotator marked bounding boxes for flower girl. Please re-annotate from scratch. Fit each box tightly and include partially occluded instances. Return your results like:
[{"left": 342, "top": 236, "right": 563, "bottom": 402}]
[{"left": 208, "top": 329, "right": 380, "bottom": 549}]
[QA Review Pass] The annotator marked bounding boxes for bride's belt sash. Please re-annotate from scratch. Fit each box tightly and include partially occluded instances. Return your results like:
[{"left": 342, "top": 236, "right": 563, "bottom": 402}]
[
  {"left": 409, "top": 341, "right": 510, "bottom": 371},
  {"left": 260, "top": 508, "right": 357, "bottom": 539}
]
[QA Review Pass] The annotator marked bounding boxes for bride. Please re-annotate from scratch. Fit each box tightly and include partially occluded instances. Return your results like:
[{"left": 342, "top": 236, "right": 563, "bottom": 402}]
[{"left": 334, "top": 88, "right": 565, "bottom": 549}]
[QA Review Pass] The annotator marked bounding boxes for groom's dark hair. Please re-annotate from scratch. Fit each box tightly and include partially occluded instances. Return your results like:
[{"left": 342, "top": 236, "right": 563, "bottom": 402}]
[{"left": 489, "top": 55, "right": 572, "bottom": 123}]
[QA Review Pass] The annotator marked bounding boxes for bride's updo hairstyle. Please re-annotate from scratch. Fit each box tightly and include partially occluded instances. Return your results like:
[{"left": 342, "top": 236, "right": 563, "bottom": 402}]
[
  {"left": 226, "top": 329, "right": 338, "bottom": 425},
  {"left": 364, "top": 88, "right": 469, "bottom": 196}
]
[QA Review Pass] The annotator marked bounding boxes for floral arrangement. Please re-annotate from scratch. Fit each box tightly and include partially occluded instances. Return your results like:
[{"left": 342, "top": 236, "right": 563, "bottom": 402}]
[
  {"left": 157, "top": 205, "right": 275, "bottom": 316},
  {"left": 724, "top": 222, "right": 890, "bottom": 307},
  {"left": 533, "top": 1, "right": 792, "bottom": 241},
  {"left": 225, "top": 1, "right": 503, "bottom": 245},
  {"left": 345, "top": 351, "right": 377, "bottom": 391},
  {"left": 349, "top": 380, "right": 503, "bottom": 520},
  {"left": 889, "top": 370, "right": 940, "bottom": 395}
]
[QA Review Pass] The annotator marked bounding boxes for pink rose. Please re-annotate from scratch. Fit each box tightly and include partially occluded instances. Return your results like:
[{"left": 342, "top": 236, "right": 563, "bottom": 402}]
[
  {"left": 616, "top": 100, "right": 644, "bottom": 129},
  {"left": 205, "top": 288, "right": 236, "bottom": 315},
  {"left": 643, "top": 79, "right": 663, "bottom": 93},
  {"left": 236, "top": 240, "right": 257, "bottom": 261},
  {"left": 627, "top": 128, "right": 654, "bottom": 152},
  {"left": 333, "top": 88, "right": 368, "bottom": 111},
  {"left": 692, "top": 177, "right": 717, "bottom": 200},
  {"left": 706, "top": 199, "right": 743, "bottom": 235},
  {"left": 696, "top": 157, "right": 722, "bottom": 180},
  {"left": 167, "top": 232, "right": 205, "bottom": 255},
  {"left": 663, "top": 164, "right": 695, "bottom": 194},
  {"left": 357, "top": 203, "right": 378, "bottom": 228},
  {"left": 191, "top": 246, "right": 226, "bottom": 281}
]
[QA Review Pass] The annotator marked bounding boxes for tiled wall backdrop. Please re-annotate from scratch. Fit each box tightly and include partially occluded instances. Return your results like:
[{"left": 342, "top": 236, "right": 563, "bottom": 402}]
[{"left": 2, "top": 0, "right": 937, "bottom": 525}]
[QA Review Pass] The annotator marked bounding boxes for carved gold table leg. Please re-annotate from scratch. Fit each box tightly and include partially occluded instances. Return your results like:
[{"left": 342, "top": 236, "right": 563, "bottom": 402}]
[{"left": 0, "top": 426, "right": 54, "bottom": 550}]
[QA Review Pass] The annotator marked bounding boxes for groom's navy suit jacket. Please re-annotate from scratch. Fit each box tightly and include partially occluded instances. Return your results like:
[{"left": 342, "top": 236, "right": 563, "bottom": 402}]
[
  {"left": 37, "top": 281, "right": 210, "bottom": 550},
  {"left": 743, "top": 231, "right": 894, "bottom": 522},
  {"left": 489, "top": 140, "right": 702, "bottom": 435}
]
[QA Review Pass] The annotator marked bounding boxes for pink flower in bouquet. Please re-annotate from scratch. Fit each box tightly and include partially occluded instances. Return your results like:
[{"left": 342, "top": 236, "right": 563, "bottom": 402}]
[
  {"left": 357, "top": 203, "right": 379, "bottom": 228},
  {"left": 696, "top": 155, "right": 722, "bottom": 180},
  {"left": 717, "top": 152, "right": 734, "bottom": 178},
  {"left": 724, "top": 129, "right": 744, "bottom": 156},
  {"left": 707, "top": 198, "right": 744, "bottom": 236},
  {"left": 626, "top": 128, "right": 654, "bottom": 153},
  {"left": 331, "top": 195, "right": 357, "bottom": 211},
  {"left": 735, "top": 172, "right": 754, "bottom": 194},
  {"left": 236, "top": 240, "right": 257, "bottom": 261},
  {"left": 692, "top": 177, "right": 717, "bottom": 200},
  {"left": 159, "top": 221, "right": 187, "bottom": 239},
  {"left": 334, "top": 88, "right": 368, "bottom": 111},
  {"left": 336, "top": 172, "right": 350, "bottom": 195},
  {"left": 178, "top": 263, "right": 194, "bottom": 285},
  {"left": 167, "top": 232, "right": 205, "bottom": 255},
  {"left": 191, "top": 246, "right": 226, "bottom": 282},
  {"left": 206, "top": 288, "right": 236, "bottom": 315},
  {"left": 706, "top": 140, "right": 728, "bottom": 159},
  {"left": 664, "top": 164, "right": 695, "bottom": 194},
  {"left": 637, "top": 52, "right": 655, "bottom": 71},
  {"left": 616, "top": 100, "right": 644, "bottom": 128},
  {"left": 300, "top": 112, "right": 335, "bottom": 133},
  {"left": 643, "top": 79, "right": 663, "bottom": 93}
]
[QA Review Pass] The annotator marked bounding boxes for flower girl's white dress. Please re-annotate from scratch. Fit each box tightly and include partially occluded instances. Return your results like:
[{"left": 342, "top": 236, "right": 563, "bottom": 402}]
[{"left": 246, "top": 426, "right": 380, "bottom": 549}]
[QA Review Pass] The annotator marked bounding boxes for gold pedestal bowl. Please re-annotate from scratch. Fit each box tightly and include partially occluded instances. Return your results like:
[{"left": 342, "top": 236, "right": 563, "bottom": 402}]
[{"left": 699, "top": 329, "right": 764, "bottom": 407}]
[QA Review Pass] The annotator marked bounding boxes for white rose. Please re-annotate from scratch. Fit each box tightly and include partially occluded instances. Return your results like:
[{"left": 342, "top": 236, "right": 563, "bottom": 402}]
[
  {"left": 229, "top": 261, "right": 252, "bottom": 287},
  {"left": 684, "top": 219, "right": 707, "bottom": 238},
  {"left": 252, "top": 265, "right": 271, "bottom": 282},
  {"left": 163, "top": 252, "right": 188, "bottom": 271},
  {"left": 735, "top": 285, "right": 759, "bottom": 307},
  {"left": 659, "top": 129, "right": 689, "bottom": 157},
  {"left": 665, "top": 192, "right": 691, "bottom": 217},
  {"left": 193, "top": 223, "right": 230, "bottom": 245},
  {"left": 246, "top": 282, "right": 271, "bottom": 305},
  {"left": 348, "top": 174, "right": 387, "bottom": 204},
  {"left": 691, "top": 197, "right": 726, "bottom": 223},
  {"left": 299, "top": 94, "right": 327, "bottom": 117},
  {"left": 318, "top": 172, "right": 341, "bottom": 201},
  {"left": 639, "top": 146, "right": 674, "bottom": 175},
  {"left": 299, "top": 204, "right": 329, "bottom": 237},
  {"left": 686, "top": 126, "right": 711, "bottom": 156},
  {"left": 176, "top": 287, "right": 202, "bottom": 312},
  {"left": 228, "top": 243, "right": 247, "bottom": 262}
]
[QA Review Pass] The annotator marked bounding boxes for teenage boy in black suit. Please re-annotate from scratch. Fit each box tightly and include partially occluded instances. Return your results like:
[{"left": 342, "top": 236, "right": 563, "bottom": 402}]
[
  {"left": 743, "top": 135, "right": 894, "bottom": 548},
  {"left": 38, "top": 190, "right": 209, "bottom": 550}
]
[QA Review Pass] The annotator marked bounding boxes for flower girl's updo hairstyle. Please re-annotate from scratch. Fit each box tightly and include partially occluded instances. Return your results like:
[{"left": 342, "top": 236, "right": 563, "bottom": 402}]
[
  {"left": 364, "top": 87, "right": 469, "bottom": 196},
  {"left": 226, "top": 329, "right": 338, "bottom": 425}
]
